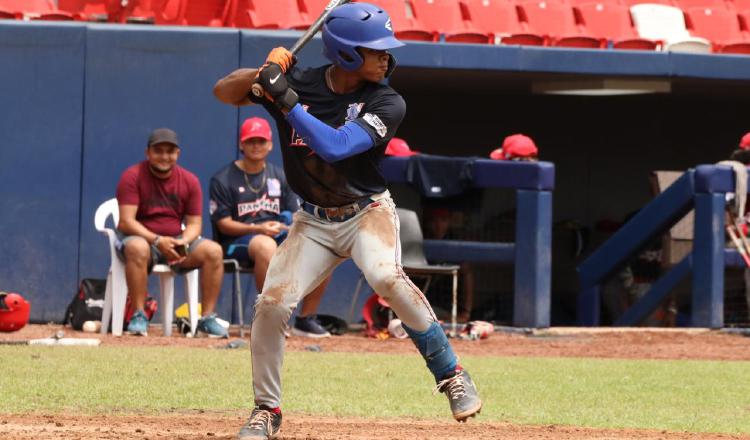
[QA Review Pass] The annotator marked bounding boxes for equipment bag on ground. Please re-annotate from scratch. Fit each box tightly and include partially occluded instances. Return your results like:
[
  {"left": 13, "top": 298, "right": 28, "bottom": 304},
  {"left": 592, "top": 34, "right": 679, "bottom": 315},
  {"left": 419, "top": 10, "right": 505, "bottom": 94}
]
[{"left": 63, "top": 279, "right": 106, "bottom": 330}]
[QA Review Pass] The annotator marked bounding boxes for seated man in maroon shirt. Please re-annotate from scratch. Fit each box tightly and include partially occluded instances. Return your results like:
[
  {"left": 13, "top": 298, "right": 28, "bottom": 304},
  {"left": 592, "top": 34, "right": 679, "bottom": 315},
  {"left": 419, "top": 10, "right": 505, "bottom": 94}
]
[{"left": 115, "top": 128, "right": 227, "bottom": 338}]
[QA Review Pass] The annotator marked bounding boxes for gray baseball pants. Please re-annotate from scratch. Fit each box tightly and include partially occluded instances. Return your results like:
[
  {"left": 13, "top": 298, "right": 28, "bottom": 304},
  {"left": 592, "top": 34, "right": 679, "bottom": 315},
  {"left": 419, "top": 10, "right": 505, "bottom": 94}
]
[{"left": 251, "top": 191, "right": 439, "bottom": 408}]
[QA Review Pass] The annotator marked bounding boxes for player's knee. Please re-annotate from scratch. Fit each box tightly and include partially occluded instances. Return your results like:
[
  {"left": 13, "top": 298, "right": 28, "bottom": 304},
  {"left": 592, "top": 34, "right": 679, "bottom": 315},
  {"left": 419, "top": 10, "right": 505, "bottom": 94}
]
[
  {"left": 200, "top": 240, "right": 224, "bottom": 263},
  {"left": 365, "top": 265, "right": 401, "bottom": 297},
  {"left": 124, "top": 238, "right": 150, "bottom": 264},
  {"left": 254, "top": 294, "right": 292, "bottom": 321},
  {"left": 249, "top": 235, "right": 277, "bottom": 262}
]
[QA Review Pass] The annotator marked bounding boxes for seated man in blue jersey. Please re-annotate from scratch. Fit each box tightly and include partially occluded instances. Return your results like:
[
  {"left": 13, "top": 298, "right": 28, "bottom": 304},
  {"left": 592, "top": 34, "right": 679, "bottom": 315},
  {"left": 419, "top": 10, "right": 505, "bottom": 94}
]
[{"left": 210, "top": 117, "right": 331, "bottom": 337}]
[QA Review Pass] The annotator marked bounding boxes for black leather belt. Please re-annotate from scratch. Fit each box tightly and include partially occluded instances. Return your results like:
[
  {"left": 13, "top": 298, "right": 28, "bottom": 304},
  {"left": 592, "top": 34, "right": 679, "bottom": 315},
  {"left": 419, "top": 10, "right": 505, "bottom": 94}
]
[{"left": 302, "top": 197, "right": 375, "bottom": 222}]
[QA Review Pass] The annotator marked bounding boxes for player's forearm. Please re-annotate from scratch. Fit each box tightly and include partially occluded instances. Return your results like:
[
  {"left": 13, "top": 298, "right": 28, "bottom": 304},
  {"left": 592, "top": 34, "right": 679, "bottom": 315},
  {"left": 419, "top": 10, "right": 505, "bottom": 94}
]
[
  {"left": 117, "top": 219, "right": 161, "bottom": 244},
  {"left": 213, "top": 68, "right": 258, "bottom": 106},
  {"left": 217, "top": 218, "right": 261, "bottom": 236},
  {"left": 181, "top": 221, "right": 202, "bottom": 243},
  {"left": 286, "top": 104, "right": 373, "bottom": 162}
]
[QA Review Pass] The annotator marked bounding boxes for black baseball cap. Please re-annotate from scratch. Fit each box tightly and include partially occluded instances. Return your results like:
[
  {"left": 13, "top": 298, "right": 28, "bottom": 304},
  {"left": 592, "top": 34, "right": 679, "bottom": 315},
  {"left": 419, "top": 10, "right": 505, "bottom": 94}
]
[{"left": 147, "top": 128, "right": 180, "bottom": 149}]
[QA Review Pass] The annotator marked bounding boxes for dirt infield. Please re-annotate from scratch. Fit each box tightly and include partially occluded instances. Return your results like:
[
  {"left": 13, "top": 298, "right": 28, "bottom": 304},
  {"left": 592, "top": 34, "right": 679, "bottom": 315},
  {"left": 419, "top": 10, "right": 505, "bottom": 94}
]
[
  {"left": 2, "top": 413, "right": 749, "bottom": 440},
  {"left": 5, "top": 323, "right": 750, "bottom": 361},
  {"left": 3, "top": 324, "right": 750, "bottom": 439}
]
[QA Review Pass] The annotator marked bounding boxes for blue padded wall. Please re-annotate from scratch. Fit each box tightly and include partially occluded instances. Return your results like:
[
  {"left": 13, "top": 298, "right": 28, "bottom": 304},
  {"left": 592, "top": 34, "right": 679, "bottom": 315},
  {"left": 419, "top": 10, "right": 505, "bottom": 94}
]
[
  {"left": 78, "top": 25, "right": 240, "bottom": 319},
  {"left": 0, "top": 22, "right": 86, "bottom": 321}
]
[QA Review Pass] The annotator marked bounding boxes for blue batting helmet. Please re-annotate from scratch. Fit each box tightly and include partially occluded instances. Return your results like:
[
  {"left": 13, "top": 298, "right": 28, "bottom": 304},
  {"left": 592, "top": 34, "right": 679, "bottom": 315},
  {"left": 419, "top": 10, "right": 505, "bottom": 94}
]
[{"left": 322, "top": 2, "right": 404, "bottom": 72}]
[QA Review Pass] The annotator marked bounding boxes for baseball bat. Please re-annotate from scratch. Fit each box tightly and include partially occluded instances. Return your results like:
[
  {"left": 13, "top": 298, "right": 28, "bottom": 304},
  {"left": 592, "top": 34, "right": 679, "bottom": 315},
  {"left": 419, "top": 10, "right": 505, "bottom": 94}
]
[
  {"left": 728, "top": 211, "right": 750, "bottom": 266},
  {"left": 251, "top": 0, "right": 352, "bottom": 98},
  {"left": 727, "top": 224, "right": 750, "bottom": 268},
  {"left": 733, "top": 216, "right": 750, "bottom": 254}
]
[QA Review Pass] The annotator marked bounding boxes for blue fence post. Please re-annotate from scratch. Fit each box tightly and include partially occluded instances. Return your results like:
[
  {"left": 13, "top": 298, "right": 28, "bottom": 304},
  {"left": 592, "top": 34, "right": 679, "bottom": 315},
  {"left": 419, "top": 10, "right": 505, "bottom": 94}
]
[
  {"left": 692, "top": 191, "right": 725, "bottom": 328},
  {"left": 577, "top": 285, "right": 600, "bottom": 326},
  {"left": 514, "top": 189, "right": 552, "bottom": 328}
]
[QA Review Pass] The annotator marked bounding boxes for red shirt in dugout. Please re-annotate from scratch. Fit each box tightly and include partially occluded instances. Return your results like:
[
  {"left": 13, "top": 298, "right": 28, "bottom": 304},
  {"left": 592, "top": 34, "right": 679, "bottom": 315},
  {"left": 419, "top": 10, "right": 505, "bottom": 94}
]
[{"left": 116, "top": 161, "right": 202, "bottom": 237}]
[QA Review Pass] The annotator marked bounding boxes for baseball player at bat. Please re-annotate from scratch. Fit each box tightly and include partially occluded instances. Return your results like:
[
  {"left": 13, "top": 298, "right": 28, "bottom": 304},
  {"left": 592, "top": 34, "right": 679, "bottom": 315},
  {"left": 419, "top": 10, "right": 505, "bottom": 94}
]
[{"left": 214, "top": 3, "right": 482, "bottom": 439}]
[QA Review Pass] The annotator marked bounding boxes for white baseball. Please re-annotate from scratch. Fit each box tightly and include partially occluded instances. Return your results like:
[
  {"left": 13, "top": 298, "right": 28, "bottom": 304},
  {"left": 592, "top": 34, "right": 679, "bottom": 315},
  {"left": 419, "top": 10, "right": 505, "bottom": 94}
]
[{"left": 82, "top": 320, "right": 101, "bottom": 333}]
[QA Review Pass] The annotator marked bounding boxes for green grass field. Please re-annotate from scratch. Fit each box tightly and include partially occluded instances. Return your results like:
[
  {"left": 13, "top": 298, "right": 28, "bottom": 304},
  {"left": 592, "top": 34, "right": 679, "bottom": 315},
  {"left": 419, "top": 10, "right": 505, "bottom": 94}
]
[{"left": 2, "top": 345, "right": 749, "bottom": 434}]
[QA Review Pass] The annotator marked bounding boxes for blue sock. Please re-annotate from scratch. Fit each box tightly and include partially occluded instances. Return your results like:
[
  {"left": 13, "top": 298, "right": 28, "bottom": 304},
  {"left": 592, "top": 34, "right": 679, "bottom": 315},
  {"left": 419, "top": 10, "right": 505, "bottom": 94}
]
[{"left": 402, "top": 322, "right": 457, "bottom": 381}]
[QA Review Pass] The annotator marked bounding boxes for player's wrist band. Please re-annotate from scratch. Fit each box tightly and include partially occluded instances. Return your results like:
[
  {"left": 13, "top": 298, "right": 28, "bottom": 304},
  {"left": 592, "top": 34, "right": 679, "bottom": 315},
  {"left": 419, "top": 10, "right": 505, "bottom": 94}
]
[
  {"left": 153, "top": 235, "right": 161, "bottom": 246},
  {"left": 275, "top": 88, "right": 299, "bottom": 111}
]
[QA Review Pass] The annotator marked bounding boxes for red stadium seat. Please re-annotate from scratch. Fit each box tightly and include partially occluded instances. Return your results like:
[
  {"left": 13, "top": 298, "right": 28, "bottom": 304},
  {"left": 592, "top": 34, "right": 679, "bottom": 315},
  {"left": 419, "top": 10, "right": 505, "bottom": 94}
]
[
  {"left": 675, "top": 0, "right": 730, "bottom": 10},
  {"left": 517, "top": 1, "right": 607, "bottom": 48},
  {"left": 0, "top": 0, "right": 78, "bottom": 20},
  {"left": 575, "top": 3, "right": 660, "bottom": 49},
  {"left": 461, "top": 0, "right": 545, "bottom": 45},
  {"left": 410, "top": 0, "right": 492, "bottom": 44},
  {"left": 58, "top": 0, "right": 120, "bottom": 22},
  {"left": 732, "top": 0, "right": 750, "bottom": 11},
  {"left": 115, "top": 0, "right": 186, "bottom": 25},
  {"left": 233, "top": 0, "right": 310, "bottom": 29},
  {"left": 565, "top": 0, "right": 620, "bottom": 6},
  {"left": 687, "top": 6, "right": 750, "bottom": 53},
  {"left": 622, "top": 0, "right": 675, "bottom": 6},
  {"left": 301, "top": 0, "right": 335, "bottom": 16},
  {"left": 182, "top": 0, "right": 234, "bottom": 26},
  {"left": 0, "top": 9, "right": 20, "bottom": 19},
  {"left": 366, "top": 0, "right": 439, "bottom": 41}
]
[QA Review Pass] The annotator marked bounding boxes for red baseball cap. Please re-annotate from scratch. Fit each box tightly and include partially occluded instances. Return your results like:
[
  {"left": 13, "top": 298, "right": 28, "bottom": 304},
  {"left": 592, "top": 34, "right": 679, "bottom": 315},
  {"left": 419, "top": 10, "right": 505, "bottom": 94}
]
[
  {"left": 385, "top": 137, "right": 418, "bottom": 157},
  {"left": 240, "top": 117, "right": 272, "bottom": 142},
  {"left": 740, "top": 132, "right": 750, "bottom": 150},
  {"left": 490, "top": 134, "right": 538, "bottom": 160}
]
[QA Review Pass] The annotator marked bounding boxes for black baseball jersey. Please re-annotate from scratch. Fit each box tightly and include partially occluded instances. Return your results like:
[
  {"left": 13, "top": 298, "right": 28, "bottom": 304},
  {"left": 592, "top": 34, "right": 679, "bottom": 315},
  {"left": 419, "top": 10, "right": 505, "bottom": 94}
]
[
  {"left": 262, "top": 65, "right": 406, "bottom": 207},
  {"left": 209, "top": 162, "right": 300, "bottom": 249}
]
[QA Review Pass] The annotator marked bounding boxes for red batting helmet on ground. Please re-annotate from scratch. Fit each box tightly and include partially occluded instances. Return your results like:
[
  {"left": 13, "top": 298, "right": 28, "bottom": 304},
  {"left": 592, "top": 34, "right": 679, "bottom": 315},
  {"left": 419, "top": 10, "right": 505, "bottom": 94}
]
[{"left": 0, "top": 292, "right": 30, "bottom": 332}]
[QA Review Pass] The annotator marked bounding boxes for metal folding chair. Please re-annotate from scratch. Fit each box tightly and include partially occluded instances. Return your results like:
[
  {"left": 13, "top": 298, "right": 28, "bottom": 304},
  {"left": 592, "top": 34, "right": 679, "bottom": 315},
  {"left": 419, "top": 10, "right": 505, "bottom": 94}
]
[
  {"left": 348, "top": 208, "right": 460, "bottom": 335},
  {"left": 223, "top": 258, "right": 254, "bottom": 337}
]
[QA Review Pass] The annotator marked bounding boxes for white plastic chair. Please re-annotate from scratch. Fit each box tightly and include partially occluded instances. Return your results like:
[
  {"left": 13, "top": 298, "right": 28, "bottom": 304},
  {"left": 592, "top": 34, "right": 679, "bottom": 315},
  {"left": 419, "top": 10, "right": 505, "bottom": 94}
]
[
  {"left": 94, "top": 198, "right": 199, "bottom": 337},
  {"left": 630, "top": 4, "right": 712, "bottom": 53}
]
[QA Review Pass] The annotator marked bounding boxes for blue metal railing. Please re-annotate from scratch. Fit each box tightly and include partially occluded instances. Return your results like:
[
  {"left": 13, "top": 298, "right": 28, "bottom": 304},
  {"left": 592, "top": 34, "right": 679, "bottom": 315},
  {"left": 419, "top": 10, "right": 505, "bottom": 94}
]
[
  {"left": 381, "top": 157, "right": 555, "bottom": 328},
  {"left": 577, "top": 165, "right": 738, "bottom": 328}
]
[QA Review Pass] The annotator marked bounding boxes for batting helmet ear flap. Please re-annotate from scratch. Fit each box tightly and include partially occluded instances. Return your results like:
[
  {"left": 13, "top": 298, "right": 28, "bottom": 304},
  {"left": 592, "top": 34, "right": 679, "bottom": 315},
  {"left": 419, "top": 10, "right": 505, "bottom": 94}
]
[{"left": 385, "top": 53, "right": 397, "bottom": 78}]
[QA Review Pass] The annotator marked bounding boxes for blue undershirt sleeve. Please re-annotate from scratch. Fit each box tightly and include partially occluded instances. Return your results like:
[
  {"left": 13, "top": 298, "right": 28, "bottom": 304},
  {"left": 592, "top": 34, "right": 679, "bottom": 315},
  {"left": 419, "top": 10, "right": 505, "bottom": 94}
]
[{"left": 286, "top": 104, "right": 374, "bottom": 163}]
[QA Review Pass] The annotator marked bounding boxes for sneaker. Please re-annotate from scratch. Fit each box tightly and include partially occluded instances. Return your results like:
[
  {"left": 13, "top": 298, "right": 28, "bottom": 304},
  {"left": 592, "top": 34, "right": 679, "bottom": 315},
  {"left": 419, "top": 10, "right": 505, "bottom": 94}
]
[
  {"left": 197, "top": 313, "right": 229, "bottom": 339},
  {"left": 291, "top": 315, "right": 331, "bottom": 338},
  {"left": 238, "top": 406, "right": 282, "bottom": 440},
  {"left": 433, "top": 368, "right": 483, "bottom": 422},
  {"left": 126, "top": 310, "right": 149, "bottom": 336}
]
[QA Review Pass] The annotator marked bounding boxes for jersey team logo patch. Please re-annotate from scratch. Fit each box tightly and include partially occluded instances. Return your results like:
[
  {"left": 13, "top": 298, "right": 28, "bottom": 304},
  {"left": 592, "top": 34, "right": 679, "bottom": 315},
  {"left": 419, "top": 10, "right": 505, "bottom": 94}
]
[
  {"left": 267, "top": 178, "right": 281, "bottom": 197},
  {"left": 363, "top": 113, "right": 387, "bottom": 138},
  {"left": 238, "top": 195, "right": 281, "bottom": 217},
  {"left": 346, "top": 103, "right": 364, "bottom": 122}
]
